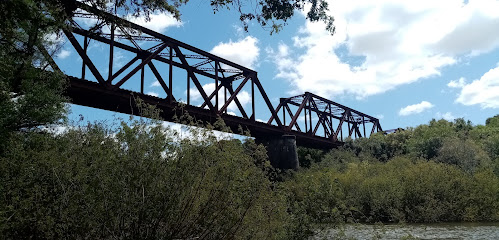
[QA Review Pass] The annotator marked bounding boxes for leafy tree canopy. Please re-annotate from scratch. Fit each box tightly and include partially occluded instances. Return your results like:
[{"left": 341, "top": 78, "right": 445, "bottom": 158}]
[
  {"left": 486, "top": 115, "right": 499, "bottom": 128},
  {"left": 82, "top": 0, "right": 335, "bottom": 34}
]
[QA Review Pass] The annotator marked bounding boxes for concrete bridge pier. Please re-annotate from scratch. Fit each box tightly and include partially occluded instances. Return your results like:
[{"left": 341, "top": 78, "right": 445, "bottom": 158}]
[{"left": 259, "top": 135, "right": 299, "bottom": 170}]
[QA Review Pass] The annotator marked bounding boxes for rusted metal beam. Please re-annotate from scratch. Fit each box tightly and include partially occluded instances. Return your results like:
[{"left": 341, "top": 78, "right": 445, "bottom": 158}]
[
  {"left": 172, "top": 45, "right": 215, "bottom": 111},
  {"left": 107, "top": 23, "right": 115, "bottom": 82},
  {"left": 75, "top": 1, "right": 257, "bottom": 74},
  {"left": 226, "top": 85, "right": 249, "bottom": 119},
  {"left": 267, "top": 98, "right": 285, "bottom": 124},
  {"left": 111, "top": 56, "right": 139, "bottom": 82},
  {"left": 64, "top": 30, "right": 105, "bottom": 85},
  {"left": 114, "top": 43, "right": 167, "bottom": 88},
  {"left": 287, "top": 94, "right": 310, "bottom": 131},
  {"left": 147, "top": 62, "right": 175, "bottom": 101},
  {"left": 285, "top": 104, "right": 302, "bottom": 132},
  {"left": 253, "top": 76, "right": 282, "bottom": 127},
  {"left": 71, "top": 28, "right": 222, "bottom": 81},
  {"left": 218, "top": 75, "right": 251, "bottom": 115}
]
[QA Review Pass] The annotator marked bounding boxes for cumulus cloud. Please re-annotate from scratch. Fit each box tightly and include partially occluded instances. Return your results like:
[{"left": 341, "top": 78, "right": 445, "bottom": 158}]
[
  {"left": 210, "top": 36, "right": 259, "bottom": 69},
  {"left": 56, "top": 49, "right": 71, "bottom": 59},
  {"left": 448, "top": 77, "right": 467, "bottom": 88},
  {"left": 399, "top": 101, "right": 434, "bottom": 116},
  {"left": 436, "top": 112, "right": 456, "bottom": 121},
  {"left": 269, "top": 0, "right": 499, "bottom": 99},
  {"left": 455, "top": 65, "right": 499, "bottom": 108},
  {"left": 126, "top": 12, "right": 182, "bottom": 33},
  {"left": 150, "top": 80, "right": 161, "bottom": 87}
]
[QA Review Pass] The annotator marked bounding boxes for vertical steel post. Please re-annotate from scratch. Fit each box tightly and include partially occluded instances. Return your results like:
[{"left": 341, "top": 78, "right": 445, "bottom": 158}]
[
  {"left": 251, "top": 77, "right": 255, "bottom": 120},
  {"left": 282, "top": 100, "right": 286, "bottom": 126},
  {"left": 108, "top": 23, "right": 115, "bottom": 82},
  {"left": 354, "top": 124, "right": 357, "bottom": 138},
  {"left": 363, "top": 116, "right": 366, "bottom": 138},
  {"left": 224, "top": 86, "right": 227, "bottom": 114},
  {"left": 215, "top": 61, "right": 218, "bottom": 110},
  {"left": 168, "top": 47, "right": 173, "bottom": 103},
  {"left": 308, "top": 99, "right": 312, "bottom": 133},
  {"left": 329, "top": 104, "right": 333, "bottom": 138},
  {"left": 140, "top": 59, "right": 145, "bottom": 94},
  {"left": 304, "top": 105, "right": 308, "bottom": 133},
  {"left": 81, "top": 35, "right": 88, "bottom": 80},
  {"left": 341, "top": 125, "right": 343, "bottom": 141},
  {"left": 348, "top": 121, "right": 351, "bottom": 137},
  {"left": 187, "top": 74, "right": 190, "bottom": 105}
]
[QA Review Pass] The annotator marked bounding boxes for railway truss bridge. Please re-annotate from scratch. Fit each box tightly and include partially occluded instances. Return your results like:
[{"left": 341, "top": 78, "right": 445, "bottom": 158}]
[{"left": 49, "top": 2, "right": 383, "bottom": 168}]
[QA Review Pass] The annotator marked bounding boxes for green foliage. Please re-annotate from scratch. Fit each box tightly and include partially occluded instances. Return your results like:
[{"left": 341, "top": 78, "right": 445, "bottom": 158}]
[
  {"left": 0, "top": 119, "right": 290, "bottom": 239},
  {"left": 284, "top": 156, "right": 499, "bottom": 225},
  {"left": 284, "top": 116, "right": 499, "bottom": 229},
  {"left": 486, "top": 115, "right": 499, "bottom": 127},
  {"left": 0, "top": 0, "right": 69, "bottom": 144},
  {"left": 297, "top": 146, "right": 325, "bottom": 168},
  {"left": 343, "top": 131, "right": 412, "bottom": 162},
  {"left": 436, "top": 137, "right": 490, "bottom": 174}
]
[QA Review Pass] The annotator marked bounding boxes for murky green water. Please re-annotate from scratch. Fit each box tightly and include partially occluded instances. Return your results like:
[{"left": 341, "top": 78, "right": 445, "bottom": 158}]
[{"left": 313, "top": 222, "right": 499, "bottom": 240}]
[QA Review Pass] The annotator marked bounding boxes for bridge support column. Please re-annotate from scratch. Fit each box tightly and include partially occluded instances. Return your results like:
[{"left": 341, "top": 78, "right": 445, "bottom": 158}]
[{"left": 260, "top": 135, "right": 299, "bottom": 170}]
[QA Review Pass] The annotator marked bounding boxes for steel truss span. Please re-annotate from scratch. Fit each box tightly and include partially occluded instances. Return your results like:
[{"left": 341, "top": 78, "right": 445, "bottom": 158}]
[
  {"left": 55, "top": 1, "right": 382, "bottom": 149},
  {"left": 268, "top": 92, "right": 382, "bottom": 142}
]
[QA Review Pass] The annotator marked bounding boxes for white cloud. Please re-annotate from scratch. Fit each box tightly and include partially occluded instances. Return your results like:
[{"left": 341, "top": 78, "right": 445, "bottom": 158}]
[
  {"left": 455, "top": 65, "right": 499, "bottom": 108},
  {"left": 436, "top": 112, "right": 456, "bottom": 121},
  {"left": 56, "top": 49, "right": 71, "bottom": 59},
  {"left": 399, "top": 101, "right": 434, "bottom": 116},
  {"left": 269, "top": 0, "right": 499, "bottom": 99},
  {"left": 150, "top": 80, "right": 161, "bottom": 87},
  {"left": 127, "top": 12, "right": 182, "bottom": 33},
  {"left": 447, "top": 77, "right": 467, "bottom": 88},
  {"left": 147, "top": 91, "right": 159, "bottom": 97},
  {"left": 210, "top": 36, "right": 259, "bottom": 69},
  {"left": 44, "top": 32, "right": 64, "bottom": 45},
  {"left": 188, "top": 83, "right": 251, "bottom": 113}
]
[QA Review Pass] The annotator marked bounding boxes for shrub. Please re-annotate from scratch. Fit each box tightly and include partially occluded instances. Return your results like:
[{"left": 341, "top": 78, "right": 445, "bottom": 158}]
[{"left": 0, "top": 119, "right": 289, "bottom": 239}]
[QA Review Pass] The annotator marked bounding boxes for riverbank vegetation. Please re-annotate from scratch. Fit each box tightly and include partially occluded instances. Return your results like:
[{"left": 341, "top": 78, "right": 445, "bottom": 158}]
[
  {"left": 285, "top": 115, "right": 499, "bottom": 236},
  {"left": 2, "top": 114, "right": 499, "bottom": 239},
  {"left": 1, "top": 116, "right": 292, "bottom": 239}
]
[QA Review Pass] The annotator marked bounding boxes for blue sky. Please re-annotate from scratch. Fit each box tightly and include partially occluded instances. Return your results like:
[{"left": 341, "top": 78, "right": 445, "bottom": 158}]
[{"left": 54, "top": 0, "right": 499, "bottom": 131}]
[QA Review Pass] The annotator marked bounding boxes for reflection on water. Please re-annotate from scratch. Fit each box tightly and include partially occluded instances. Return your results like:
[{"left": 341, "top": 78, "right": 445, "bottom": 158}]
[{"left": 313, "top": 222, "right": 499, "bottom": 240}]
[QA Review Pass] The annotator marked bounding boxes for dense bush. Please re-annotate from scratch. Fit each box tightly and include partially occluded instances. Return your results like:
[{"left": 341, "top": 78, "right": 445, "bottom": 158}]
[
  {"left": 284, "top": 116, "right": 499, "bottom": 228},
  {"left": 0, "top": 119, "right": 290, "bottom": 239},
  {"left": 2, "top": 114, "right": 499, "bottom": 239},
  {"left": 284, "top": 156, "right": 499, "bottom": 225}
]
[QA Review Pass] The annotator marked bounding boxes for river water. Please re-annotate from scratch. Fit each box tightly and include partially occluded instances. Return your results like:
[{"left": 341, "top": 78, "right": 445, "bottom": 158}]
[{"left": 313, "top": 222, "right": 499, "bottom": 240}]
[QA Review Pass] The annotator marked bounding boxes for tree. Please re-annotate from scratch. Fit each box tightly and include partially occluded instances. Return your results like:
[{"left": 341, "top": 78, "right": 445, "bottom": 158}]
[
  {"left": 0, "top": 118, "right": 291, "bottom": 239},
  {"left": 81, "top": 0, "right": 335, "bottom": 34},
  {"left": 0, "top": 0, "right": 70, "bottom": 143},
  {"left": 436, "top": 137, "right": 490, "bottom": 174},
  {"left": 486, "top": 115, "right": 499, "bottom": 128}
]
